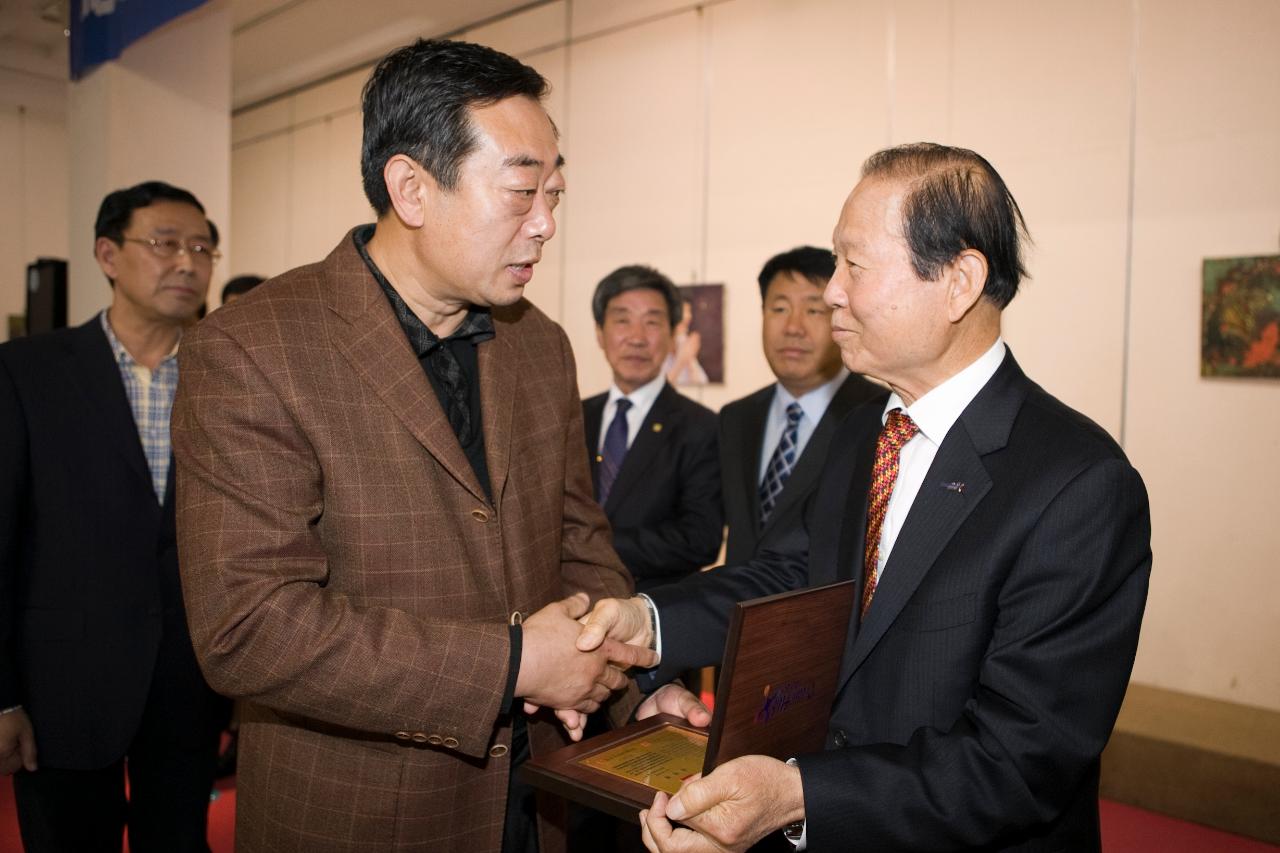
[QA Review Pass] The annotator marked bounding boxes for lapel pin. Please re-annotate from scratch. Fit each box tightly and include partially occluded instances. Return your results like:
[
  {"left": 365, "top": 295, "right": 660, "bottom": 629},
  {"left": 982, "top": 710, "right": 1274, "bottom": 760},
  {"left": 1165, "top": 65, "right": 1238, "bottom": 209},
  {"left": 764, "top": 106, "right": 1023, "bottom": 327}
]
[
  {"left": 652, "top": 423, "right": 663, "bottom": 432},
  {"left": 942, "top": 481, "right": 965, "bottom": 493}
]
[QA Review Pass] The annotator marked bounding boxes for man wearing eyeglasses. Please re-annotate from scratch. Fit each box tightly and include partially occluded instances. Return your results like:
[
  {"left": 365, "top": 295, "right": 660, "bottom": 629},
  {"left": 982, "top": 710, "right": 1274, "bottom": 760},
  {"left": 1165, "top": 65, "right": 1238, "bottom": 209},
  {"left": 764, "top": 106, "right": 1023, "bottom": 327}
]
[{"left": 0, "top": 181, "right": 229, "bottom": 851}]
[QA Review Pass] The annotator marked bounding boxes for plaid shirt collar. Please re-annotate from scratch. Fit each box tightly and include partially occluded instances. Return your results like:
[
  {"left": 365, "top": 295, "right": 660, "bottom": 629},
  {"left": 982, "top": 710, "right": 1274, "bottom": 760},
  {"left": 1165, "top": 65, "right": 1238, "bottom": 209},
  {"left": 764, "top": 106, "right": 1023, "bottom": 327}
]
[
  {"left": 99, "top": 309, "right": 180, "bottom": 371},
  {"left": 352, "top": 224, "right": 495, "bottom": 355},
  {"left": 98, "top": 309, "right": 180, "bottom": 504}
]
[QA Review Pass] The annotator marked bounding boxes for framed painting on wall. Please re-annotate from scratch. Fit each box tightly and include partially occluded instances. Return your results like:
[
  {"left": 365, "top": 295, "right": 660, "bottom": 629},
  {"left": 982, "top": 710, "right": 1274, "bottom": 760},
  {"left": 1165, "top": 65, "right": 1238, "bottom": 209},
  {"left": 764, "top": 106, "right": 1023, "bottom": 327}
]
[
  {"left": 667, "top": 283, "right": 724, "bottom": 386},
  {"left": 1201, "top": 254, "right": 1280, "bottom": 378}
]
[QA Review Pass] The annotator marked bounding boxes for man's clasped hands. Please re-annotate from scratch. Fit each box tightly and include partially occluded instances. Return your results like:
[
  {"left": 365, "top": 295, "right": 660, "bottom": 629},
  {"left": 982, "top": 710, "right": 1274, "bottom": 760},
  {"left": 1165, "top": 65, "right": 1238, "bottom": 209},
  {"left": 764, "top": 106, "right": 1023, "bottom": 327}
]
[{"left": 518, "top": 594, "right": 805, "bottom": 853}]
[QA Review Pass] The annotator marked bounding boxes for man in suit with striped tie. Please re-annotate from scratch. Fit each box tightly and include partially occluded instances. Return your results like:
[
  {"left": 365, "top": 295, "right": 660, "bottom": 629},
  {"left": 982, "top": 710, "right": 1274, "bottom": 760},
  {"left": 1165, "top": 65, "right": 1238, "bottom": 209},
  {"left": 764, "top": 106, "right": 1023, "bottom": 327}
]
[{"left": 719, "top": 247, "right": 881, "bottom": 568}]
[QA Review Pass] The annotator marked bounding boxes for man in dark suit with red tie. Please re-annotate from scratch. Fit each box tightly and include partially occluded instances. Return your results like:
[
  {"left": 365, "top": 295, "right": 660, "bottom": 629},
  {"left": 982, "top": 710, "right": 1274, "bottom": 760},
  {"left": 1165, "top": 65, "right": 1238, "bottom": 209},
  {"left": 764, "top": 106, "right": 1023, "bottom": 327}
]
[
  {"left": 583, "top": 265, "right": 723, "bottom": 594},
  {"left": 579, "top": 143, "right": 1152, "bottom": 852}
]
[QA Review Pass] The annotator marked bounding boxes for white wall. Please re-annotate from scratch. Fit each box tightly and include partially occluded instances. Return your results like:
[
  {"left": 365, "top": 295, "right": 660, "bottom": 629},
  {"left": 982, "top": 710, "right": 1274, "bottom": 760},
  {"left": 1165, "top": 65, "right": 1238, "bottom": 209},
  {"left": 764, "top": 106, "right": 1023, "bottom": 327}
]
[
  {"left": 1125, "top": 0, "right": 1280, "bottom": 709},
  {"left": 0, "top": 71, "right": 68, "bottom": 339},
  {"left": 228, "top": 0, "right": 1280, "bottom": 712},
  {"left": 67, "top": 1, "right": 232, "bottom": 324}
]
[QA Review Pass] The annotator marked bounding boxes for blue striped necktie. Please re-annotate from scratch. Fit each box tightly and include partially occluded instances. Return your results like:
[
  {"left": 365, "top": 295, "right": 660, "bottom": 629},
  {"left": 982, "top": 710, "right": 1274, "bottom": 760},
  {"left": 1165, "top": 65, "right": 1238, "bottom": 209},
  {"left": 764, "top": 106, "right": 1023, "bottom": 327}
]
[{"left": 758, "top": 402, "right": 804, "bottom": 524}]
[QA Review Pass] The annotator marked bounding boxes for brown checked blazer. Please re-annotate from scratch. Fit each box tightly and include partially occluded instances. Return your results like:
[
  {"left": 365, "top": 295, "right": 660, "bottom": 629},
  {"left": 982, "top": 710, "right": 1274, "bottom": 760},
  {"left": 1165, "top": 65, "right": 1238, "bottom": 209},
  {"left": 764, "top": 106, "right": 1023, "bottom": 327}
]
[{"left": 172, "top": 230, "right": 634, "bottom": 852}]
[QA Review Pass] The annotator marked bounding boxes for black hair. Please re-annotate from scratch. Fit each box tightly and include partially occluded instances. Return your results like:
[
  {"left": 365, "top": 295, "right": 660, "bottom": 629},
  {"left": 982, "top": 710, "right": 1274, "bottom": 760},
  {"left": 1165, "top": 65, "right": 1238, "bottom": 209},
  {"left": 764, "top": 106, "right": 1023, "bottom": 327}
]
[
  {"left": 94, "top": 181, "right": 205, "bottom": 245},
  {"left": 360, "top": 38, "right": 550, "bottom": 216},
  {"left": 861, "top": 142, "right": 1030, "bottom": 308},
  {"left": 221, "top": 275, "right": 265, "bottom": 302},
  {"left": 207, "top": 219, "right": 220, "bottom": 247},
  {"left": 757, "top": 246, "right": 836, "bottom": 301},
  {"left": 591, "top": 265, "right": 682, "bottom": 331}
]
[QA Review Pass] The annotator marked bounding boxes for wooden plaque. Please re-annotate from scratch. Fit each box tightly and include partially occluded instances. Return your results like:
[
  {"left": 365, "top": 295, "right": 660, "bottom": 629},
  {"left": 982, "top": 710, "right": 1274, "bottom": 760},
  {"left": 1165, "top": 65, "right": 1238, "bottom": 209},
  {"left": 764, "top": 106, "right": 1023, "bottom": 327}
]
[{"left": 522, "top": 580, "right": 855, "bottom": 821}]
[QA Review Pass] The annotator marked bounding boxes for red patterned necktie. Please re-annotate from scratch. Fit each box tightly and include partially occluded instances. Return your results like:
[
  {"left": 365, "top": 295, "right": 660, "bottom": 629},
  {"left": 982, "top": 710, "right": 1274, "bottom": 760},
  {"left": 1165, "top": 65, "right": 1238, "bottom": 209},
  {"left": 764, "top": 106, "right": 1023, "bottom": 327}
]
[{"left": 862, "top": 409, "right": 919, "bottom": 616}]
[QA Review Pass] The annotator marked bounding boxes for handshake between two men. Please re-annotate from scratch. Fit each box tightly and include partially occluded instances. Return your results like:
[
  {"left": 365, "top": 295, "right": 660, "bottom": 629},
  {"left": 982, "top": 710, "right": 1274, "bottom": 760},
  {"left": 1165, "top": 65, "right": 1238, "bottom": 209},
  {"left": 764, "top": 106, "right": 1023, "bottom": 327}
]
[
  {"left": 515, "top": 593, "right": 708, "bottom": 735},
  {"left": 543, "top": 594, "right": 800, "bottom": 853}
]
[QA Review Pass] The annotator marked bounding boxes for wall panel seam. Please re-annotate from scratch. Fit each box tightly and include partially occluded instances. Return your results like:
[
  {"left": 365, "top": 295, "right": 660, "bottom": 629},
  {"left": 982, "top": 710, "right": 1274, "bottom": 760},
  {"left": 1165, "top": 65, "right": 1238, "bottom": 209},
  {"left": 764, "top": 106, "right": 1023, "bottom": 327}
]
[{"left": 1120, "top": 0, "right": 1140, "bottom": 448}]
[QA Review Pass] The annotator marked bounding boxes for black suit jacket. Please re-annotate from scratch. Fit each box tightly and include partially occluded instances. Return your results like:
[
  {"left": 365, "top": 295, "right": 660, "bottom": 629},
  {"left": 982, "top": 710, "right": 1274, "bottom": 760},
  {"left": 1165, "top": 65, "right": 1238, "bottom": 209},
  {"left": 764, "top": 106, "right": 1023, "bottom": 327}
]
[
  {"left": 583, "top": 383, "right": 722, "bottom": 592},
  {"left": 649, "top": 351, "right": 1151, "bottom": 851},
  {"left": 719, "top": 373, "right": 882, "bottom": 566},
  {"left": 0, "top": 318, "right": 216, "bottom": 770}
]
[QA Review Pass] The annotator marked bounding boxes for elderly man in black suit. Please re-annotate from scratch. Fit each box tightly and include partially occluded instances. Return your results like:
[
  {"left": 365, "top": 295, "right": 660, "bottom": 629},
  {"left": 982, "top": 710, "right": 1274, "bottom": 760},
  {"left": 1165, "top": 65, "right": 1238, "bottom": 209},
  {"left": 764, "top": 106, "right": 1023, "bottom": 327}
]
[
  {"left": 583, "top": 265, "right": 723, "bottom": 594},
  {"left": 0, "top": 182, "right": 229, "bottom": 852},
  {"left": 719, "top": 247, "right": 880, "bottom": 567},
  {"left": 579, "top": 143, "right": 1152, "bottom": 853}
]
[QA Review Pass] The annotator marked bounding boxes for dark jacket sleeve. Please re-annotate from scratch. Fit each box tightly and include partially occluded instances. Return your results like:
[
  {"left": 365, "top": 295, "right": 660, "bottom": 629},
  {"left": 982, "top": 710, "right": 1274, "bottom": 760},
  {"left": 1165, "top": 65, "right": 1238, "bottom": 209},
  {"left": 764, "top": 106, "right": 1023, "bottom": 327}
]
[
  {"left": 611, "top": 407, "right": 724, "bottom": 582},
  {"left": 644, "top": 498, "right": 812, "bottom": 685},
  {"left": 0, "top": 353, "right": 28, "bottom": 708},
  {"left": 797, "top": 458, "right": 1151, "bottom": 851}
]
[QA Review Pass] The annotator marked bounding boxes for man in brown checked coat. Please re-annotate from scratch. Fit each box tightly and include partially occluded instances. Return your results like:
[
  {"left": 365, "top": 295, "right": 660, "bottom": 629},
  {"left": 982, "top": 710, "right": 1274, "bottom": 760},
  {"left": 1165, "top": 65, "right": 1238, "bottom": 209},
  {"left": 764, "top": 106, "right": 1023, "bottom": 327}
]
[{"left": 173, "top": 39, "right": 653, "bottom": 852}]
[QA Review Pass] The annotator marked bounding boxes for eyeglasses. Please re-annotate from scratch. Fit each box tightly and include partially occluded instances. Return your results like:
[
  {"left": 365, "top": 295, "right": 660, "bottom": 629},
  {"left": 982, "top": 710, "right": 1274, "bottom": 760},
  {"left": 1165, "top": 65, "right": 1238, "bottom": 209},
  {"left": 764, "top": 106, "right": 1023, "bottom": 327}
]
[{"left": 122, "top": 236, "right": 221, "bottom": 264}]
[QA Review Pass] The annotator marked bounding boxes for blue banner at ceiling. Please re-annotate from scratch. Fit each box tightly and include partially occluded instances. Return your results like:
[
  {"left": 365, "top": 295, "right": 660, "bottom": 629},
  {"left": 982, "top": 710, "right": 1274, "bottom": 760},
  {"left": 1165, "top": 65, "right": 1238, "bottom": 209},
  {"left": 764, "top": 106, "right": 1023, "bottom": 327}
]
[{"left": 70, "top": 0, "right": 208, "bottom": 81}]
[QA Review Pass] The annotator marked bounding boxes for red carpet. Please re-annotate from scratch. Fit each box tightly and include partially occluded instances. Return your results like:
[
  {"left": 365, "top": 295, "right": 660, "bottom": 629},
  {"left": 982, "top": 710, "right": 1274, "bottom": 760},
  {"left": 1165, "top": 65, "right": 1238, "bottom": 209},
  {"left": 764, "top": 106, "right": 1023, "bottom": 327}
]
[
  {"left": 0, "top": 773, "right": 236, "bottom": 852},
  {"left": 1098, "top": 800, "right": 1277, "bottom": 853},
  {"left": 1, "top": 772, "right": 1275, "bottom": 851}
]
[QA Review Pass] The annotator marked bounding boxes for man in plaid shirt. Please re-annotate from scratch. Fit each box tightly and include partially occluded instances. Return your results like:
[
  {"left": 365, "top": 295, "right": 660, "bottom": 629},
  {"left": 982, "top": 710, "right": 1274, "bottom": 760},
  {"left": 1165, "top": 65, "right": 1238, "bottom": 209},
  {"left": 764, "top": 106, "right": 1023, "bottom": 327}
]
[{"left": 0, "top": 182, "right": 229, "bottom": 851}]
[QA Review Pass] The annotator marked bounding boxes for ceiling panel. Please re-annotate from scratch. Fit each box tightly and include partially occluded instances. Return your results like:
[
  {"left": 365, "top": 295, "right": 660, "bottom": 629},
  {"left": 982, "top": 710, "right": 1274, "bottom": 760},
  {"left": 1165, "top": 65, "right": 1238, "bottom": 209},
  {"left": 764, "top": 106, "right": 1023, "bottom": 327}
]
[
  {"left": 0, "top": 0, "right": 547, "bottom": 112},
  {"left": 231, "top": 0, "right": 541, "bottom": 109}
]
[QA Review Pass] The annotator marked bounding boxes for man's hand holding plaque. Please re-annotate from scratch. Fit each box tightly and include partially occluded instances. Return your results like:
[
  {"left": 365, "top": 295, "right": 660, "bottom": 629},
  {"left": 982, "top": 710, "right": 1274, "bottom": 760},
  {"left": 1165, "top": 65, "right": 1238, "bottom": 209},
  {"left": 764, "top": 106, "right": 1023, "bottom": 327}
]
[
  {"left": 630, "top": 683, "right": 802, "bottom": 852},
  {"left": 639, "top": 751, "right": 804, "bottom": 852},
  {"left": 636, "top": 683, "right": 712, "bottom": 729}
]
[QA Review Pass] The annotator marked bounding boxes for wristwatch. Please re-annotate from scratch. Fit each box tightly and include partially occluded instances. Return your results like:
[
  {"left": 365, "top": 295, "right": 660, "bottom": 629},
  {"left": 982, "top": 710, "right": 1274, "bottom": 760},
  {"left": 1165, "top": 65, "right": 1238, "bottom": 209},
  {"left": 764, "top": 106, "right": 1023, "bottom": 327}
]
[{"left": 783, "top": 821, "right": 805, "bottom": 842}]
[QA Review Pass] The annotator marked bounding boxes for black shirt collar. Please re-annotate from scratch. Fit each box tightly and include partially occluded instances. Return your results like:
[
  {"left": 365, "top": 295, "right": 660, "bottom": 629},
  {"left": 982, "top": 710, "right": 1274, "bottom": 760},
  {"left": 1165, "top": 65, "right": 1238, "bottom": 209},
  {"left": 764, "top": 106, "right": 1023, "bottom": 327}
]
[{"left": 352, "top": 224, "right": 495, "bottom": 358}]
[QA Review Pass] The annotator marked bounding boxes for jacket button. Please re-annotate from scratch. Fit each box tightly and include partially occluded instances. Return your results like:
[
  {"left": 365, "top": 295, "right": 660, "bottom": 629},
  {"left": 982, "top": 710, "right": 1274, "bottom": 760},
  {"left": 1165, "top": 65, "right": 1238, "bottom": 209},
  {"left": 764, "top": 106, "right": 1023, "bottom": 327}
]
[
  {"left": 410, "top": 732, "right": 429, "bottom": 743},
  {"left": 833, "top": 729, "right": 848, "bottom": 748},
  {"left": 427, "top": 734, "right": 443, "bottom": 745},
  {"left": 394, "top": 731, "right": 411, "bottom": 741},
  {"left": 489, "top": 744, "right": 508, "bottom": 758},
  {"left": 471, "top": 508, "right": 489, "bottom": 522},
  {"left": 443, "top": 737, "right": 460, "bottom": 749}
]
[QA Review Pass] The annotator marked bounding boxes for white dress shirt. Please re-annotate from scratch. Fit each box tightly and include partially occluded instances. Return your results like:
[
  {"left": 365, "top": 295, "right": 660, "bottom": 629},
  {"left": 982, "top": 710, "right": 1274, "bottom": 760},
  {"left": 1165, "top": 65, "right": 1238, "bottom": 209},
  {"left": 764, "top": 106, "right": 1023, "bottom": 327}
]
[
  {"left": 597, "top": 372, "right": 667, "bottom": 453},
  {"left": 757, "top": 369, "right": 851, "bottom": 485},
  {"left": 602, "top": 374, "right": 668, "bottom": 660},
  {"left": 874, "top": 338, "right": 1007, "bottom": 578}
]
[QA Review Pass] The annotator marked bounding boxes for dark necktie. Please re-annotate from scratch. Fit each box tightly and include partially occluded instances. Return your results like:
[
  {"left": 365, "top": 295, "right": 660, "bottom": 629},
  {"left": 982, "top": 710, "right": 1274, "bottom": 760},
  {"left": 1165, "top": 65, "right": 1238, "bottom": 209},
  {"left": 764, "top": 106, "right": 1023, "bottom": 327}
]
[
  {"left": 595, "top": 398, "right": 632, "bottom": 505},
  {"left": 758, "top": 402, "right": 804, "bottom": 525},
  {"left": 862, "top": 408, "right": 919, "bottom": 616}
]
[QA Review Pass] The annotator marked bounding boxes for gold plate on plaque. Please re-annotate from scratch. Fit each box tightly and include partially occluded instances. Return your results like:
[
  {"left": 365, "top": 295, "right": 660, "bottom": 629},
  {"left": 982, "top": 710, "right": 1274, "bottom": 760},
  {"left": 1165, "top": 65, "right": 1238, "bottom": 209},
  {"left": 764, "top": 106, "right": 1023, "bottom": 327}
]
[{"left": 577, "top": 724, "right": 707, "bottom": 795}]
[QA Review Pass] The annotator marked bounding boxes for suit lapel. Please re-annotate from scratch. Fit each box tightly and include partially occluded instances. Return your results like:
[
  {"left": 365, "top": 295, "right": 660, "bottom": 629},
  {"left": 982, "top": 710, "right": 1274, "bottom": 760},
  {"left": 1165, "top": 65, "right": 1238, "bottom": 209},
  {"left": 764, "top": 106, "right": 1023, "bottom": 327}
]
[
  {"left": 583, "top": 394, "right": 605, "bottom": 487},
  {"left": 734, "top": 388, "right": 771, "bottom": 541},
  {"left": 478, "top": 308, "right": 519, "bottom": 504},
  {"left": 604, "top": 384, "right": 677, "bottom": 513},
  {"left": 763, "top": 376, "right": 874, "bottom": 539},
  {"left": 835, "top": 352, "right": 1028, "bottom": 689},
  {"left": 832, "top": 419, "right": 878, "bottom": 589},
  {"left": 324, "top": 232, "right": 489, "bottom": 505},
  {"left": 64, "top": 319, "right": 154, "bottom": 495},
  {"left": 837, "top": 431, "right": 992, "bottom": 686}
]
